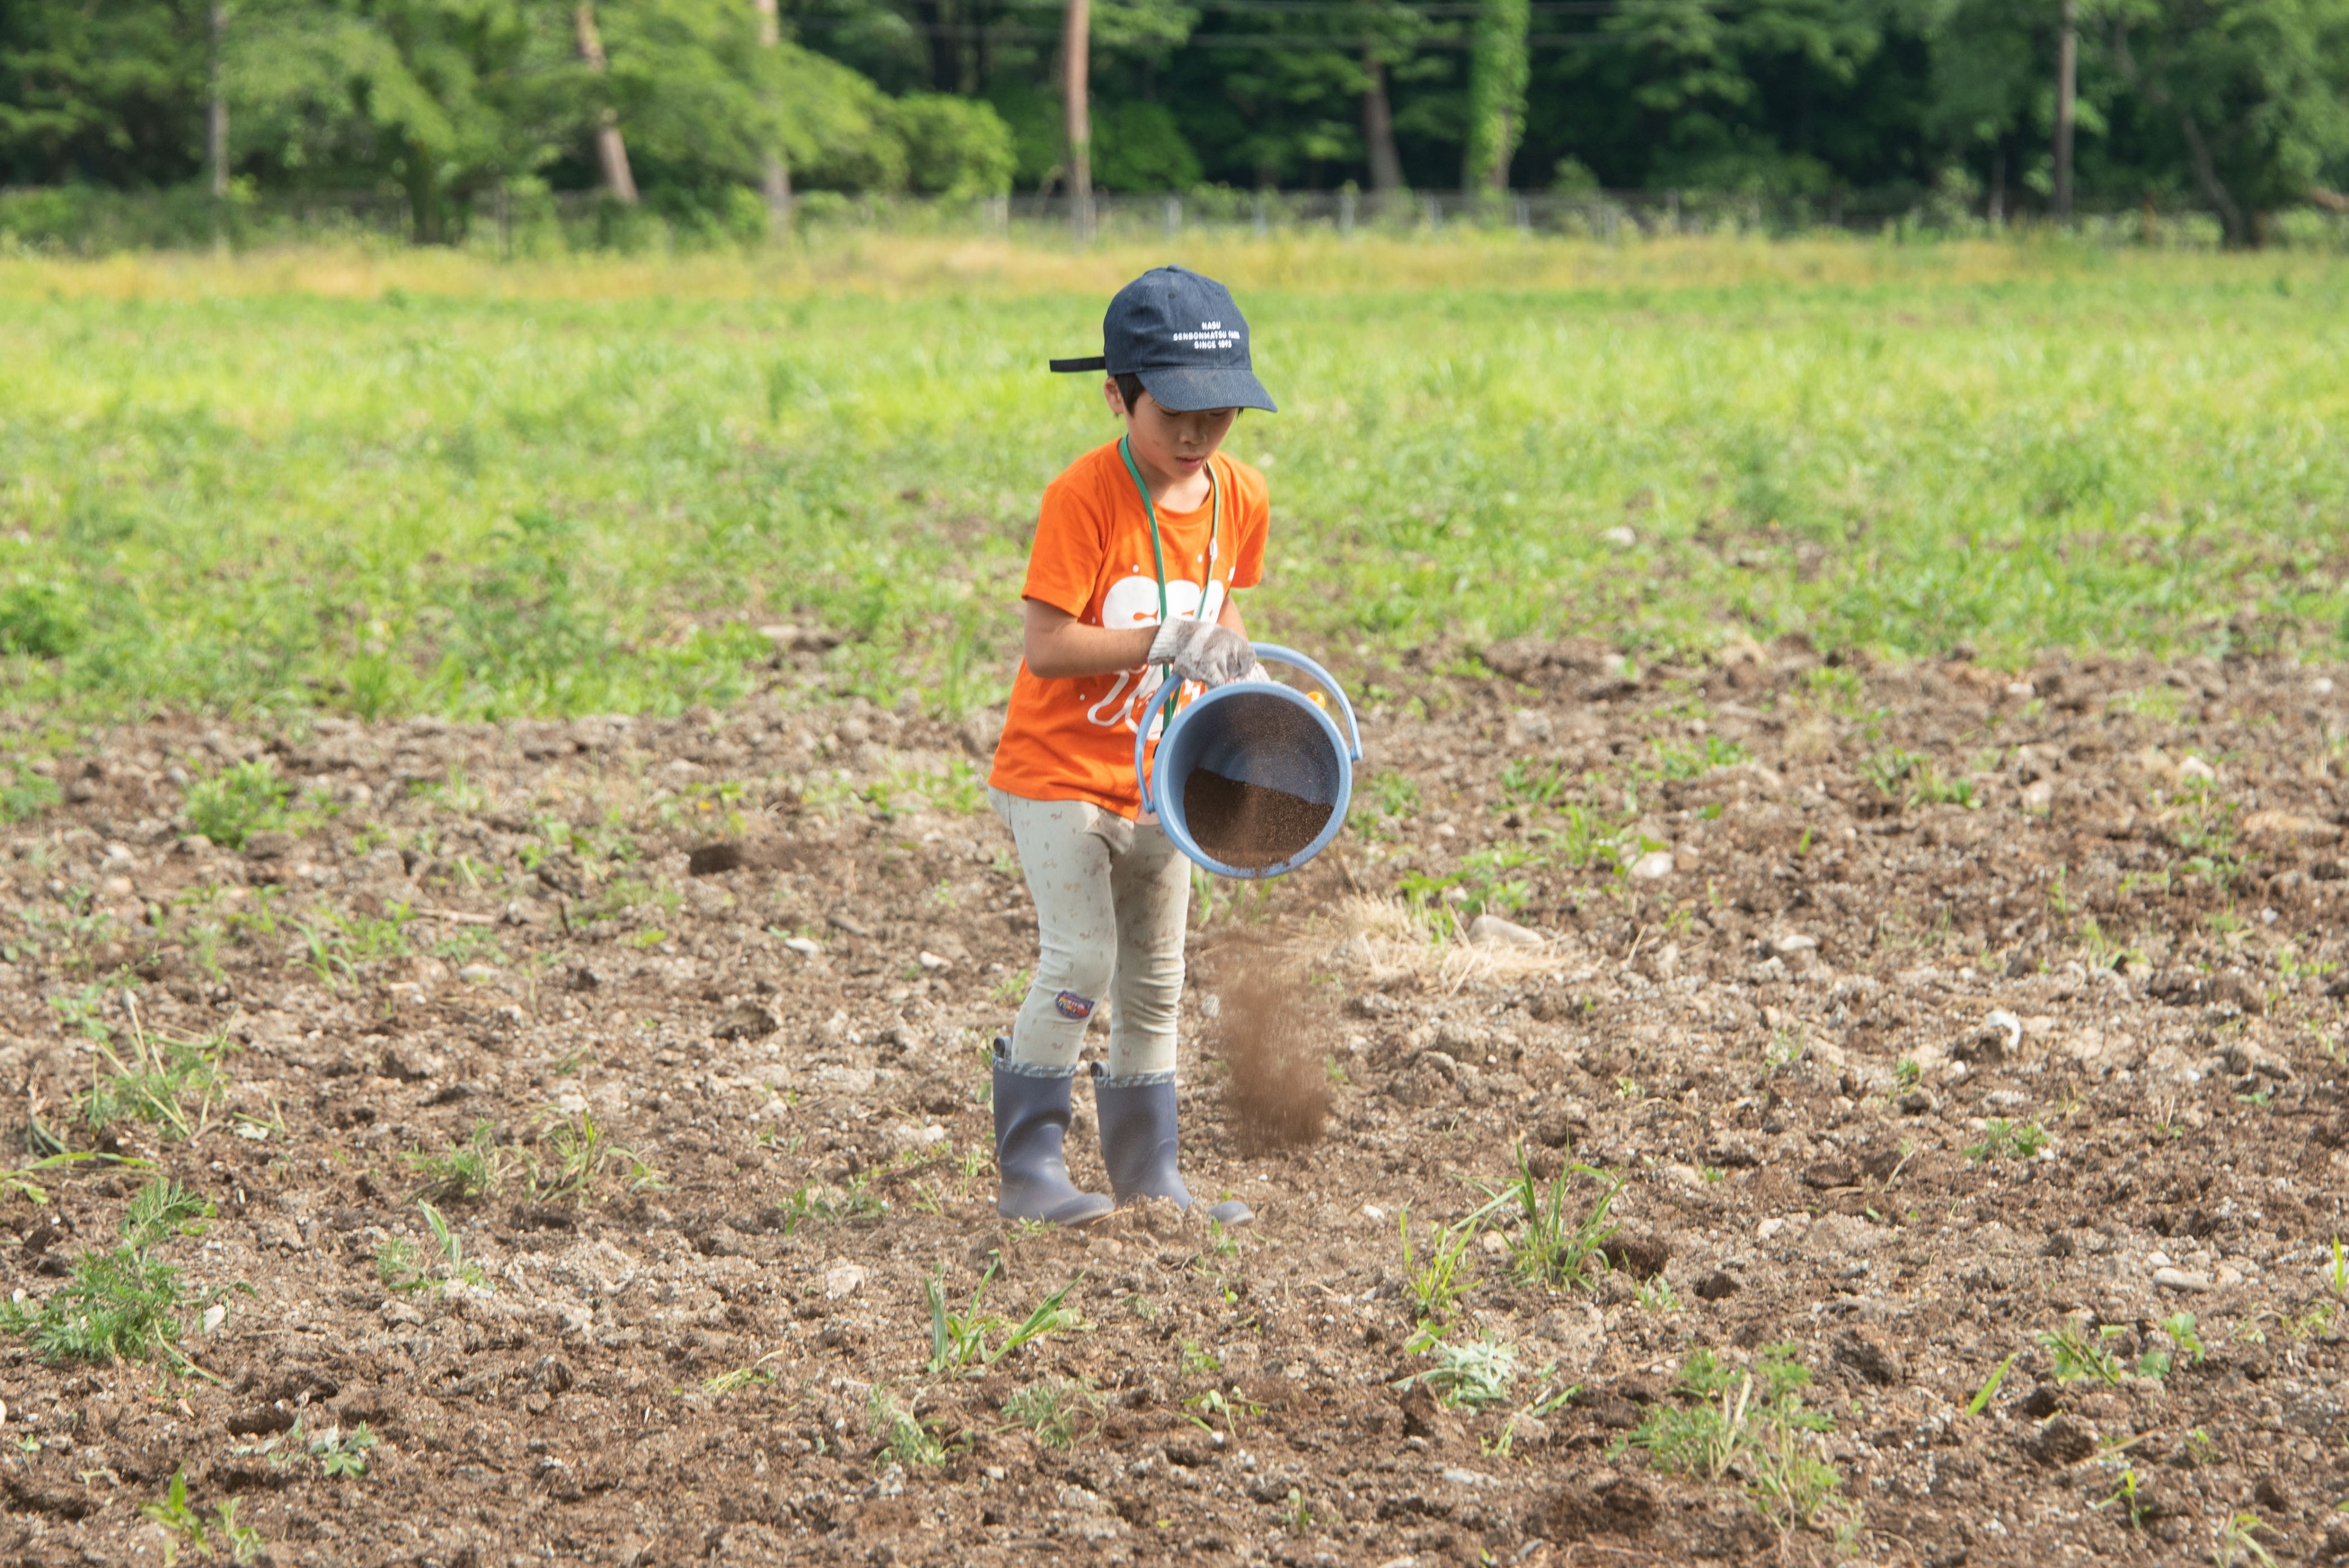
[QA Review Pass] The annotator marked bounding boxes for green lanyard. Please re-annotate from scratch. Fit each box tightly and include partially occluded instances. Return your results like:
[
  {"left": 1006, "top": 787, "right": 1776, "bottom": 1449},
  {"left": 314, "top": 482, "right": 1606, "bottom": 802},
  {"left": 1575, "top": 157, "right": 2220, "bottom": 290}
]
[{"left": 1117, "top": 435, "right": 1221, "bottom": 672}]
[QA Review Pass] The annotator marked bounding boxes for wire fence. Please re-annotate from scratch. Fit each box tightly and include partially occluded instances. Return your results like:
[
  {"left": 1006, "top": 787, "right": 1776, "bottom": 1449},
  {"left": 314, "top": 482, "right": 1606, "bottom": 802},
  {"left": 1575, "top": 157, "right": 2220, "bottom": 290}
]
[{"left": 4, "top": 180, "right": 2345, "bottom": 255}]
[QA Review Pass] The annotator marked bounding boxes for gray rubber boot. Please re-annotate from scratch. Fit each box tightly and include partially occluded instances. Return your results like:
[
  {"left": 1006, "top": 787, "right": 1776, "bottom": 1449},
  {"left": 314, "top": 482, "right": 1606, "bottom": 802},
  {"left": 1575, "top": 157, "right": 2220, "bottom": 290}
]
[
  {"left": 1092, "top": 1070, "right": 1253, "bottom": 1227},
  {"left": 993, "top": 1042, "right": 1114, "bottom": 1226}
]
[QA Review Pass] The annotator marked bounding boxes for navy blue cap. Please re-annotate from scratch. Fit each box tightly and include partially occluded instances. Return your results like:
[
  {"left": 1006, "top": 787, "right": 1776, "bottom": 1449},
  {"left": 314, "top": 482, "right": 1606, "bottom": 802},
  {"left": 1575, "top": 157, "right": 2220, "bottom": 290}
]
[{"left": 1048, "top": 265, "right": 1276, "bottom": 413}]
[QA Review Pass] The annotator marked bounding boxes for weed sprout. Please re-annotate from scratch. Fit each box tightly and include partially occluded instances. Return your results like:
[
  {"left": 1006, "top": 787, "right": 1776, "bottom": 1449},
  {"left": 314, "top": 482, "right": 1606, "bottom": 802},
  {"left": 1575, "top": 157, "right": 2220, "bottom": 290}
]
[
  {"left": 1488, "top": 1146, "right": 1621, "bottom": 1292},
  {"left": 1615, "top": 1346, "right": 1853, "bottom": 1534}
]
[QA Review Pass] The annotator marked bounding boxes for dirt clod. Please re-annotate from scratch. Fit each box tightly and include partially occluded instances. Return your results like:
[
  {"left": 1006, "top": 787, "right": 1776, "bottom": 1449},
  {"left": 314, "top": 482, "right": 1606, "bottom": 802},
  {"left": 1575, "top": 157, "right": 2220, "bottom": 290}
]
[
  {"left": 2024, "top": 1414, "right": 2099, "bottom": 1467},
  {"left": 1832, "top": 1329, "right": 1905, "bottom": 1386}
]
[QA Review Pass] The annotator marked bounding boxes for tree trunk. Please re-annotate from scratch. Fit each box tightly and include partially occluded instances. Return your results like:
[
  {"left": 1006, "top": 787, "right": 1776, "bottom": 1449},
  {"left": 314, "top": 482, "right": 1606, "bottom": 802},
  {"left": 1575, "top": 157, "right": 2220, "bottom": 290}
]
[
  {"left": 751, "top": 0, "right": 792, "bottom": 234},
  {"left": 1064, "top": 0, "right": 1092, "bottom": 241},
  {"left": 205, "top": 0, "right": 228, "bottom": 199},
  {"left": 573, "top": 3, "right": 638, "bottom": 205},
  {"left": 922, "top": 0, "right": 959, "bottom": 95},
  {"left": 1988, "top": 143, "right": 2005, "bottom": 226},
  {"left": 1462, "top": 0, "right": 1529, "bottom": 194},
  {"left": 1362, "top": 49, "right": 1403, "bottom": 194},
  {"left": 2177, "top": 112, "right": 2250, "bottom": 246},
  {"left": 2053, "top": 0, "right": 2076, "bottom": 220},
  {"left": 405, "top": 141, "right": 443, "bottom": 244}
]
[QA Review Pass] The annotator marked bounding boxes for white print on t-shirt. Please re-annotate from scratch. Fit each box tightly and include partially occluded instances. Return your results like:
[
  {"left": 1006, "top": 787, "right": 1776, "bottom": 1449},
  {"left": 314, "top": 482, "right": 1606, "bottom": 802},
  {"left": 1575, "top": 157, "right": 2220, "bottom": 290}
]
[{"left": 1084, "top": 575, "right": 1226, "bottom": 732}]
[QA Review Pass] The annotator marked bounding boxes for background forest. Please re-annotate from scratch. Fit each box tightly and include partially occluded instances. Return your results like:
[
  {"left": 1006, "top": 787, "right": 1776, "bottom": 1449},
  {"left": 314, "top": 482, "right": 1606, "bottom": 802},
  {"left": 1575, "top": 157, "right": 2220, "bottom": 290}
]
[{"left": 4, "top": 0, "right": 2349, "bottom": 243}]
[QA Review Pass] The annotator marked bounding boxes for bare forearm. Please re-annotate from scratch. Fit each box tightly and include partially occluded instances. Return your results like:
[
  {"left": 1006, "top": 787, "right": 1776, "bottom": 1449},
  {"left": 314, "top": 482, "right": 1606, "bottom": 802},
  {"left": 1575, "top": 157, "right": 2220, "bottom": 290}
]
[
  {"left": 1022, "top": 596, "right": 1253, "bottom": 682},
  {"left": 1022, "top": 605, "right": 1156, "bottom": 680}
]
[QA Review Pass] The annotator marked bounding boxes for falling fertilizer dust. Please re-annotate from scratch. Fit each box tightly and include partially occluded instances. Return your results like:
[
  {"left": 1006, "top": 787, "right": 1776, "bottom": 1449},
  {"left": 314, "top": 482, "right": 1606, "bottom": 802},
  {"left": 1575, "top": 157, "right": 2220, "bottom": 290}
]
[{"left": 1211, "top": 957, "right": 1332, "bottom": 1154}]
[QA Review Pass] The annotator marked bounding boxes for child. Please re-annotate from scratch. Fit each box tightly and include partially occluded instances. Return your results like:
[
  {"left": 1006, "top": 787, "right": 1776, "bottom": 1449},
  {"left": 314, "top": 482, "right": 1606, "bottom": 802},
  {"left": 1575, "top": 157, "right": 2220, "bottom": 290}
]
[{"left": 985, "top": 265, "right": 1275, "bottom": 1227}]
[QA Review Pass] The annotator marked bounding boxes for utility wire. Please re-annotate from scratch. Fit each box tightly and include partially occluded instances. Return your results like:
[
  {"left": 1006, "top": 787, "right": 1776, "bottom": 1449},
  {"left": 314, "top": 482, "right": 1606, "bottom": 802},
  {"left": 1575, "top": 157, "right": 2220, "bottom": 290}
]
[{"left": 794, "top": 16, "right": 1687, "bottom": 44}]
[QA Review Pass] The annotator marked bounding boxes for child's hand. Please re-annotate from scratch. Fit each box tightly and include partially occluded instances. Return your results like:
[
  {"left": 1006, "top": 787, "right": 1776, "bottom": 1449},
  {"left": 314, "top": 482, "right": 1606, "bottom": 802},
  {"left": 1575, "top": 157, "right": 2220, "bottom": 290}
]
[{"left": 1147, "top": 617, "right": 1256, "bottom": 686}]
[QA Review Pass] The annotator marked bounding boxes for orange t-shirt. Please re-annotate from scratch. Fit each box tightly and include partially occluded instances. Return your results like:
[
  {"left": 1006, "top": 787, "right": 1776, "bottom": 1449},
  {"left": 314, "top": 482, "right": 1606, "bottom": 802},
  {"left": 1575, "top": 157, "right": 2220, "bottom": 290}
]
[{"left": 989, "top": 440, "right": 1269, "bottom": 818}]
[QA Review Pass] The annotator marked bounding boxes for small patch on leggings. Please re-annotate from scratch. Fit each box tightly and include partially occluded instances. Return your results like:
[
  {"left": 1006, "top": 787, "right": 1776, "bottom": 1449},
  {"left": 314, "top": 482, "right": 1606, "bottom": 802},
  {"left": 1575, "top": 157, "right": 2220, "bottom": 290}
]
[{"left": 1053, "top": 990, "right": 1097, "bottom": 1020}]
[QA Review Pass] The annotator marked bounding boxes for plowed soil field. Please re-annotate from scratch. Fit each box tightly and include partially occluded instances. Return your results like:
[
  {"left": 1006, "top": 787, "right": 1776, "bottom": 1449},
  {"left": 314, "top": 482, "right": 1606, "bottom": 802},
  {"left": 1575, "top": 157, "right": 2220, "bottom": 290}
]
[{"left": 2, "top": 639, "right": 2347, "bottom": 1567}]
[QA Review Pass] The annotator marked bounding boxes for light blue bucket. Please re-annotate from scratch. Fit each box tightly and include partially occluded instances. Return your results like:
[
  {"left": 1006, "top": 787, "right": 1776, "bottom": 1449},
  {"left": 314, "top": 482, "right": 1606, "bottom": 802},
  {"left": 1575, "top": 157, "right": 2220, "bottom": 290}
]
[{"left": 1134, "top": 644, "right": 1364, "bottom": 880}]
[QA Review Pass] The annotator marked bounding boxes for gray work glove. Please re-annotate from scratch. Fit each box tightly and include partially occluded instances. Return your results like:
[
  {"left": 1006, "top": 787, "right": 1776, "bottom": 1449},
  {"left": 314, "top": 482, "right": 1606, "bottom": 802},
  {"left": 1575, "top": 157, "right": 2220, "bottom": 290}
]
[{"left": 1146, "top": 617, "right": 1256, "bottom": 686}]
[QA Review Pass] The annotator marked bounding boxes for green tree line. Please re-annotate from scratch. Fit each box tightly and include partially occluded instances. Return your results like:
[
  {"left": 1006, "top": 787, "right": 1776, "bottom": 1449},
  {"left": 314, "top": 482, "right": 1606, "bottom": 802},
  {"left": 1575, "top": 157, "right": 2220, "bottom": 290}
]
[{"left": 5, "top": 0, "right": 2347, "bottom": 243}]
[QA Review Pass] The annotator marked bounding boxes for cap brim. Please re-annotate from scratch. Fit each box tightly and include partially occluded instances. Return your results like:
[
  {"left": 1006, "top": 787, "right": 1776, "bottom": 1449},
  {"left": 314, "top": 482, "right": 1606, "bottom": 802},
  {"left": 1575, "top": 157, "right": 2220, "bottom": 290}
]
[{"left": 1135, "top": 365, "right": 1277, "bottom": 414}]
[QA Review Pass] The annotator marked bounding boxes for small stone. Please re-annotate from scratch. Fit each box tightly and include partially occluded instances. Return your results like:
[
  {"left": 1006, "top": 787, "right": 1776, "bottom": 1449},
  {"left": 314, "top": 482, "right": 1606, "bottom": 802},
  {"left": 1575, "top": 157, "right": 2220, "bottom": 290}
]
[
  {"left": 255, "top": 1218, "right": 305, "bottom": 1252},
  {"left": 2153, "top": 1266, "right": 2212, "bottom": 1293},
  {"left": 1466, "top": 914, "right": 1543, "bottom": 948},
  {"left": 2177, "top": 754, "right": 2217, "bottom": 783},
  {"left": 381, "top": 1299, "right": 425, "bottom": 1327},
  {"left": 1768, "top": 932, "right": 1818, "bottom": 956},
  {"left": 1627, "top": 849, "right": 1674, "bottom": 881},
  {"left": 784, "top": 936, "right": 820, "bottom": 957},
  {"left": 457, "top": 963, "right": 499, "bottom": 986},
  {"left": 823, "top": 1262, "right": 866, "bottom": 1300},
  {"left": 201, "top": 1304, "right": 226, "bottom": 1336},
  {"left": 242, "top": 830, "right": 295, "bottom": 860},
  {"left": 1600, "top": 526, "right": 1637, "bottom": 549},
  {"left": 917, "top": 951, "right": 951, "bottom": 971}
]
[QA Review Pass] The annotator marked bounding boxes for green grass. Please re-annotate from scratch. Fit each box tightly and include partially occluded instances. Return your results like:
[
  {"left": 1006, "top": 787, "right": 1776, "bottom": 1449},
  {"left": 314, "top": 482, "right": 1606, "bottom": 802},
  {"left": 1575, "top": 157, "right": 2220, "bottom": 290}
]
[
  {"left": 1000, "top": 1377, "right": 1101, "bottom": 1448},
  {"left": 1492, "top": 1148, "right": 1622, "bottom": 1292},
  {"left": 0, "top": 1177, "right": 220, "bottom": 1367},
  {"left": 76, "top": 1030, "right": 232, "bottom": 1142},
  {"left": 403, "top": 1119, "right": 510, "bottom": 1202},
  {"left": 1615, "top": 1345, "right": 1854, "bottom": 1534},
  {"left": 0, "top": 241, "right": 2347, "bottom": 741},
  {"left": 925, "top": 1265, "right": 1082, "bottom": 1374},
  {"left": 186, "top": 759, "right": 292, "bottom": 849}
]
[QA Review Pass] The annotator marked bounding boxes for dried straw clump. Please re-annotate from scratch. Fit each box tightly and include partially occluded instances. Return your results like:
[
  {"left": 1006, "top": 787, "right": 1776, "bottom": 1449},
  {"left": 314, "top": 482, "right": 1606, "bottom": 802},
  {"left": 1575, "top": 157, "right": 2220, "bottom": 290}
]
[{"left": 1326, "top": 894, "right": 1588, "bottom": 994}]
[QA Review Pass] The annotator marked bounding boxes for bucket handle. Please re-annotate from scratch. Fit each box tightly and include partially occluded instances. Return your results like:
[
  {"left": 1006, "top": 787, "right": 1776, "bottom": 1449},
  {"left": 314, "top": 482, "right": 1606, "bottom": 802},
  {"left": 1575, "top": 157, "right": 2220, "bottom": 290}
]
[
  {"left": 1248, "top": 644, "right": 1364, "bottom": 761},
  {"left": 1134, "top": 642, "right": 1363, "bottom": 817}
]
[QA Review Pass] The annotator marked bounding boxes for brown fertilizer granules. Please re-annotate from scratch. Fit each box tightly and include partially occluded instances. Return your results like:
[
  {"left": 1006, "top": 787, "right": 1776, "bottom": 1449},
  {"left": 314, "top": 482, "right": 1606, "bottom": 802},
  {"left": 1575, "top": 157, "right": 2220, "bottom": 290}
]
[{"left": 1182, "top": 770, "right": 1334, "bottom": 869}]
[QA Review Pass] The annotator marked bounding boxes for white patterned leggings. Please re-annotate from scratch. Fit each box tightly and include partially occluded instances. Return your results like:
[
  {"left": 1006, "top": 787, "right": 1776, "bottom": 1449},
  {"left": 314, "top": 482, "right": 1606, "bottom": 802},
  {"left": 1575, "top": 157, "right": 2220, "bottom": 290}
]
[{"left": 990, "top": 787, "right": 1190, "bottom": 1085}]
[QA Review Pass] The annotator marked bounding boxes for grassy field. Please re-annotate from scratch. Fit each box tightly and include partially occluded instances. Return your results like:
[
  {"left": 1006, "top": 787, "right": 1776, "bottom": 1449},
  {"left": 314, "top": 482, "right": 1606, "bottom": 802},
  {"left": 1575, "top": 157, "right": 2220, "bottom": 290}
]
[{"left": 2, "top": 234, "right": 2345, "bottom": 741}]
